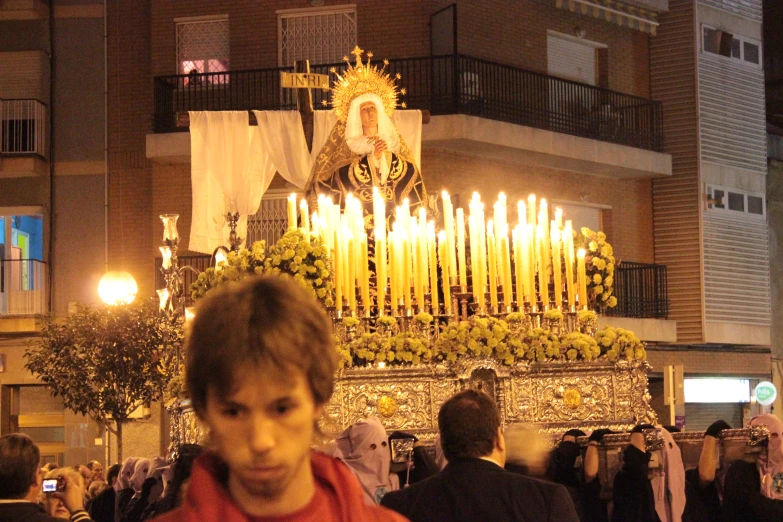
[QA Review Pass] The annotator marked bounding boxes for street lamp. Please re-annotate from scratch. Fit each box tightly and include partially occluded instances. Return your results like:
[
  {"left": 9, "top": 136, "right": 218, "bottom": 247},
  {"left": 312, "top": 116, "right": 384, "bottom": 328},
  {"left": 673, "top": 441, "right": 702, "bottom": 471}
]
[{"left": 98, "top": 271, "right": 138, "bottom": 305}]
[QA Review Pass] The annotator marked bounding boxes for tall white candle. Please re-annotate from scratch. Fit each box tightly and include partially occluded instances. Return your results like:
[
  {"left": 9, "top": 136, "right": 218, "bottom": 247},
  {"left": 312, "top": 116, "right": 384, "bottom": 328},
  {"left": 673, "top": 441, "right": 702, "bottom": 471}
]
[
  {"left": 287, "top": 194, "right": 297, "bottom": 230},
  {"left": 456, "top": 208, "right": 467, "bottom": 288},
  {"left": 442, "top": 191, "right": 457, "bottom": 281},
  {"left": 577, "top": 248, "right": 588, "bottom": 310}
]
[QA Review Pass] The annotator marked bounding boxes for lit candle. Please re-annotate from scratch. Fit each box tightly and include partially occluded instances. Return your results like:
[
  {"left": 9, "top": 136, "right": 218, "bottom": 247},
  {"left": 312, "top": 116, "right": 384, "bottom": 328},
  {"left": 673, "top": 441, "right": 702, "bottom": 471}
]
[
  {"left": 517, "top": 200, "right": 527, "bottom": 228},
  {"left": 551, "top": 226, "right": 562, "bottom": 307},
  {"left": 287, "top": 194, "right": 297, "bottom": 230},
  {"left": 513, "top": 227, "right": 524, "bottom": 304},
  {"left": 563, "top": 221, "right": 575, "bottom": 309},
  {"left": 333, "top": 229, "right": 342, "bottom": 310},
  {"left": 476, "top": 197, "right": 487, "bottom": 309},
  {"left": 373, "top": 188, "right": 387, "bottom": 314},
  {"left": 360, "top": 233, "right": 370, "bottom": 311},
  {"left": 555, "top": 207, "right": 563, "bottom": 229},
  {"left": 456, "top": 208, "right": 467, "bottom": 288},
  {"left": 442, "top": 191, "right": 457, "bottom": 281},
  {"left": 402, "top": 230, "right": 412, "bottom": 311},
  {"left": 300, "top": 199, "right": 310, "bottom": 234},
  {"left": 160, "top": 246, "right": 172, "bottom": 270},
  {"left": 418, "top": 207, "right": 429, "bottom": 310},
  {"left": 428, "top": 223, "right": 438, "bottom": 314},
  {"left": 577, "top": 248, "right": 588, "bottom": 310},
  {"left": 501, "top": 227, "right": 513, "bottom": 310},
  {"left": 487, "top": 222, "right": 498, "bottom": 311},
  {"left": 537, "top": 224, "right": 549, "bottom": 305},
  {"left": 526, "top": 224, "right": 537, "bottom": 305},
  {"left": 438, "top": 230, "right": 451, "bottom": 314},
  {"left": 347, "top": 232, "right": 356, "bottom": 312},
  {"left": 539, "top": 199, "right": 550, "bottom": 284}
]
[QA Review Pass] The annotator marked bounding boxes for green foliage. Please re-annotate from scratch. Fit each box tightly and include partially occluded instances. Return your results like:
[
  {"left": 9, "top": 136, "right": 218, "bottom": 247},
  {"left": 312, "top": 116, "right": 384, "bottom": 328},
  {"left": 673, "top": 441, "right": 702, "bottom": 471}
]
[{"left": 24, "top": 300, "right": 176, "bottom": 430}]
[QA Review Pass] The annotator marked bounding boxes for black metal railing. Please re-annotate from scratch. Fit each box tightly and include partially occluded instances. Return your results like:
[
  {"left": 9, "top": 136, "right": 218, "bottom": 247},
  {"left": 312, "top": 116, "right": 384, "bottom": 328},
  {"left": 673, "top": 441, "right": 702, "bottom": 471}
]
[
  {"left": 603, "top": 261, "right": 668, "bottom": 319},
  {"left": 153, "top": 54, "right": 664, "bottom": 151},
  {"left": 154, "top": 255, "right": 211, "bottom": 299}
]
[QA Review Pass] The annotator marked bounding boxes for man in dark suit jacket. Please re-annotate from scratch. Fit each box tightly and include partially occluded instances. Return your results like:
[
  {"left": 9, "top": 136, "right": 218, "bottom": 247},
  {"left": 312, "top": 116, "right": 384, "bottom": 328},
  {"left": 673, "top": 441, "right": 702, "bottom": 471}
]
[{"left": 381, "top": 389, "right": 579, "bottom": 522}]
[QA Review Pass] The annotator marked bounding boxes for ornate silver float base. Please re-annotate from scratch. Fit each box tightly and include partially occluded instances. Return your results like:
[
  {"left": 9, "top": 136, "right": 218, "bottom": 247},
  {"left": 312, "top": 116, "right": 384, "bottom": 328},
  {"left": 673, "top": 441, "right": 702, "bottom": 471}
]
[
  {"left": 326, "top": 358, "right": 657, "bottom": 440},
  {"left": 167, "top": 358, "right": 657, "bottom": 456}
]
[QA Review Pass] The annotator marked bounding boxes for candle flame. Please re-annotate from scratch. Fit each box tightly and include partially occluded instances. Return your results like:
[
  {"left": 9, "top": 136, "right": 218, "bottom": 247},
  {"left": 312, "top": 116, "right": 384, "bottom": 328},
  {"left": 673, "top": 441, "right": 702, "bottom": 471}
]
[{"left": 577, "top": 248, "right": 586, "bottom": 258}]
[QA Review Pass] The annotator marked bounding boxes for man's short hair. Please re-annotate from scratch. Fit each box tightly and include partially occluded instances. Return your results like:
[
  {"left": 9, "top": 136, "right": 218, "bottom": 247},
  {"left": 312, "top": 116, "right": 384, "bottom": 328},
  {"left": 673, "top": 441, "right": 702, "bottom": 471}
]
[
  {"left": 0, "top": 433, "right": 40, "bottom": 499},
  {"left": 106, "top": 464, "right": 121, "bottom": 485},
  {"left": 438, "top": 389, "right": 501, "bottom": 461},
  {"left": 186, "top": 275, "right": 337, "bottom": 414}
]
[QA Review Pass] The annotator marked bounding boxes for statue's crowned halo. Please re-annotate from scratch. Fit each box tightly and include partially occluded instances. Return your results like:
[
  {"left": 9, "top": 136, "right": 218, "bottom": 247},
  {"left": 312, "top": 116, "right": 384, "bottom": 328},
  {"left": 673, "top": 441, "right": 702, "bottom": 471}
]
[{"left": 308, "top": 47, "right": 428, "bottom": 228}]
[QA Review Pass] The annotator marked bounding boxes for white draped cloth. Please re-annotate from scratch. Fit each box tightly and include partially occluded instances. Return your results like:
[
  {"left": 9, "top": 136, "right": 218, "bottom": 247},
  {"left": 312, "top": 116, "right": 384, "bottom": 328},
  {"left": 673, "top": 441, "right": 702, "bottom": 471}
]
[{"left": 189, "top": 109, "right": 422, "bottom": 254}]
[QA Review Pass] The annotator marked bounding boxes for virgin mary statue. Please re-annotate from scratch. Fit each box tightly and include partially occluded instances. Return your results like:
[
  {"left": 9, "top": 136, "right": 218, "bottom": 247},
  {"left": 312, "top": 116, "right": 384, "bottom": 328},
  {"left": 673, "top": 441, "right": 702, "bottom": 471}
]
[{"left": 307, "top": 48, "right": 427, "bottom": 230}]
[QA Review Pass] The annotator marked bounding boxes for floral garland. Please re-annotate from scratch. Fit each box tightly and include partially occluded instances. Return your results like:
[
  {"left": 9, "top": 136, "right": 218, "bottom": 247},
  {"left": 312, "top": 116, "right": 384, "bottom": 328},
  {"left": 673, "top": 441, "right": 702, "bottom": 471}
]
[
  {"left": 189, "top": 230, "right": 333, "bottom": 306},
  {"left": 436, "top": 316, "right": 513, "bottom": 362},
  {"left": 579, "top": 227, "right": 617, "bottom": 310},
  {"left": 335, "top": 319, "right": 646, "bottom": 368}
]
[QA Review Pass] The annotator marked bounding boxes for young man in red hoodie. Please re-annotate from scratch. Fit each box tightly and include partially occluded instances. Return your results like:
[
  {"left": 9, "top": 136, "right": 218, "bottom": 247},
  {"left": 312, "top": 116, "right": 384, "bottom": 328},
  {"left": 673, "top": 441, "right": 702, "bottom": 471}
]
[{"left": 155, "top": 276, "right": 407, "bottom": 522}]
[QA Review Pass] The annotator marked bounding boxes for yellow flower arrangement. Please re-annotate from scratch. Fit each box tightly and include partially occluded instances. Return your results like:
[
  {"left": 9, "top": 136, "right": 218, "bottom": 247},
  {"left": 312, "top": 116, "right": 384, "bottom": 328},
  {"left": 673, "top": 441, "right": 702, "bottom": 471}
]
[
  {"left": 560, "top": 332, "right": 601, "bottom": 361},
  {"left": 594, "top": 326, "right": 646, "bottom": 361},
  {"left": 190, "top": 230, "right": 334, "bottom": 306},
  {"left": 344, "top": 331, "right": 434, "bottom": 366},
  {"left": 579, "top": 227, "right": 617, "bottom": 310},
  {"left": 190, "top": 240, "right": 267, "bottom": 300},
  {"left": 263, "top": 229, "right": 334, "bottom": 306}
]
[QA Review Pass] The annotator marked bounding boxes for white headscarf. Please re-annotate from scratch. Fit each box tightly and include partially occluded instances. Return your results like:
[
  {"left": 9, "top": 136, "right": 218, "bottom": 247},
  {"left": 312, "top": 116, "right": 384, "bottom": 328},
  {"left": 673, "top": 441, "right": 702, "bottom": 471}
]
[
  {"left": 330, "top": 416, "right": 397, "bottom": 505},
  {"left": 651, "top": 426, "right": 686, "bottom": 522},
  {"left": 116, "top": 457, "right": 138, "bottom": 492},
  {"left": 749, "top": 413, "right": 783, "bottom": 499},
  {"left": 345, "top": 93, "right": 400, "bottom": 157}
]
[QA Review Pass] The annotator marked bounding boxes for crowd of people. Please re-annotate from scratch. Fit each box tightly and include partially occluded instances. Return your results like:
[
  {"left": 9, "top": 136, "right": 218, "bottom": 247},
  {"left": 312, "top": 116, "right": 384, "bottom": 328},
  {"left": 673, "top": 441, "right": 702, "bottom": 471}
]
[{"left": 1, "top": 275, "right": 782, "bottom": 522}]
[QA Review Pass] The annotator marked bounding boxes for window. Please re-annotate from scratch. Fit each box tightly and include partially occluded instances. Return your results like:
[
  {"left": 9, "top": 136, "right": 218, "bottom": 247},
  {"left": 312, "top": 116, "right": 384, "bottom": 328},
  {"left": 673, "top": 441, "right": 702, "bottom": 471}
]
[
  {"left": 176, "top": 16, "right": 230, "bottom": 84},
  {"left": 706, "top": 185, "right": 765, "bottom": 218},
  {"left": 702, "top": 25, "right": 761, "bottom": 66},
  {"left": 0, "top": 211, "right": 45, "bottom": 314},
  {"left": 278, "top": 6, "right": 357, "bottom": 66}
]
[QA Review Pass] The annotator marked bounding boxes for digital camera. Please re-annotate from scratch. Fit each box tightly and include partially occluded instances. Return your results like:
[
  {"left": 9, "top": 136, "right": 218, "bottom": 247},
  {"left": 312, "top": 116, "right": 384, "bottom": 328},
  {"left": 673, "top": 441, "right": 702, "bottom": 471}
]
[{"left": 42, "top": 476, "right": 66, "bottom": 493}]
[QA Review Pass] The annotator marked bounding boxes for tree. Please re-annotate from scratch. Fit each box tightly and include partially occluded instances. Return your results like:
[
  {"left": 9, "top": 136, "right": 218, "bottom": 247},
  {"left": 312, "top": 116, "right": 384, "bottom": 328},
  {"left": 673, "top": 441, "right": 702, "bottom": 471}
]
[{"left": 25, "top": 300, "right": 178, "bottom": 460}]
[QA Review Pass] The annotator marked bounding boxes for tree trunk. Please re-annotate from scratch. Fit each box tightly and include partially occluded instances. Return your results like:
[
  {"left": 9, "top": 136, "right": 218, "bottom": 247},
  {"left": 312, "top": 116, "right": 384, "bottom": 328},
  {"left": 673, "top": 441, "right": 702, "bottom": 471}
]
[{"left": 116, "top": 421, "right": 123, "bottom": 462}]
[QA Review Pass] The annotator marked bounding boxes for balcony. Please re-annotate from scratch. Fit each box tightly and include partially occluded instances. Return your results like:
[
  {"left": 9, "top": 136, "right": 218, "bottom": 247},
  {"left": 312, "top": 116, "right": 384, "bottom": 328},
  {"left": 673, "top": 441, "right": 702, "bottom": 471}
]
[
  {"left": 0, "top": 98, "right": 48, "bottom": 177},
  {"left": 600, "top": 261, "right": 676, "bottom": 343},
  {"left": 153, "top": 55, "right": 664, "bottom": 152},
  {"left": 0, "top": 259, "right": 47, "bottom": 316}
]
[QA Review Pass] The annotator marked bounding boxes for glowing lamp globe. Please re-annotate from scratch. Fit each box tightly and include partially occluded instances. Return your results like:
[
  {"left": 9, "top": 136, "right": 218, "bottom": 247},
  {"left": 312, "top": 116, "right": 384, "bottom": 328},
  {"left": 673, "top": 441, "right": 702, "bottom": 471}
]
[{"left": 98, "top": 271, "right": 138, "bottom": 305}]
